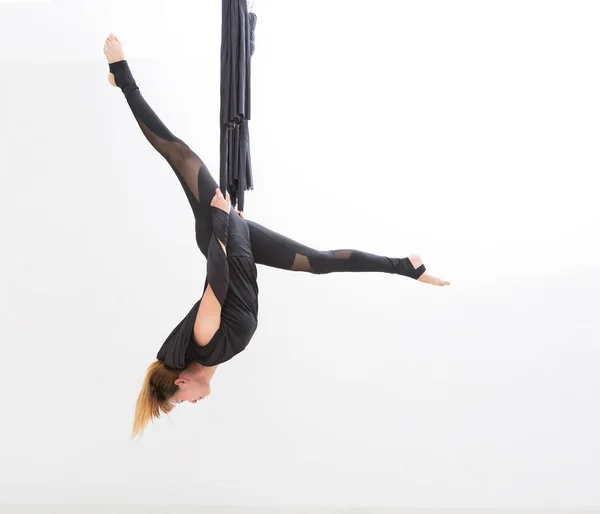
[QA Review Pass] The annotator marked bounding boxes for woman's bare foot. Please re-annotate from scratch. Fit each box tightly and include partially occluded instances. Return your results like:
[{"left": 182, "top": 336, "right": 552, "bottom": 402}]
[
  {"left": 103, "top": 33, "right": 125, "bottom": 87},
  {"left": 408, "top": 253, "right": 451, "bottom": 286}
]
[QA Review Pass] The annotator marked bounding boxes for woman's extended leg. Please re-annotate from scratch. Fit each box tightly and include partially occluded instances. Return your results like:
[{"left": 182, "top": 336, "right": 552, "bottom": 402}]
[
  {"left": 104, "top": 34, "right": 216, "bottom": 256},
  {"left": 245, "top": 219, "right": 450, "bottom": 285}
]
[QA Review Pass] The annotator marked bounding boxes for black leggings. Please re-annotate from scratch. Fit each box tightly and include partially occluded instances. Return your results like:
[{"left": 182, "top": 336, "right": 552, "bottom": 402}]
[{"left": 109, "top": 60, "right": 425, "bottom": 279}]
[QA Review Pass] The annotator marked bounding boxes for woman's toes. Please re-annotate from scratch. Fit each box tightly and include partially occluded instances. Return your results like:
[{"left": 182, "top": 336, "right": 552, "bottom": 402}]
[
  {"left": 103, "top": 34, "right": 125, "bottom": 65},
  {"left": 417, "top": 272, "right": 451, "bottom": 286}
]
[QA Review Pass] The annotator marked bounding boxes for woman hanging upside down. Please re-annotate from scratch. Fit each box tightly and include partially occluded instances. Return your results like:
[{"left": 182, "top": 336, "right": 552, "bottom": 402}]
[{"left": 102, "top": 34, "right": 450, "bottom": 438}]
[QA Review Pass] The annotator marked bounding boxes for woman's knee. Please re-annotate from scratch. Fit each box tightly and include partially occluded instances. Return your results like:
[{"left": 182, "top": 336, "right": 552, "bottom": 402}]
[{"left": 294, "top": 251, "right": 337, "bottom": 274}]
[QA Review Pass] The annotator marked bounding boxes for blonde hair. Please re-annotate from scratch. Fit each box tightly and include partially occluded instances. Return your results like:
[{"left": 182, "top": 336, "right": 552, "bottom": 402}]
[{"left": 132, "top": 360, "right": 180, "bottom": 438}]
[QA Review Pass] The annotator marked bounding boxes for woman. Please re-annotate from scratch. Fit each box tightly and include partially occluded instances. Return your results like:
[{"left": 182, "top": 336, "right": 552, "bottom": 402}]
[{"left": 103, "top": 34, "right": 450, "bottom": 438}]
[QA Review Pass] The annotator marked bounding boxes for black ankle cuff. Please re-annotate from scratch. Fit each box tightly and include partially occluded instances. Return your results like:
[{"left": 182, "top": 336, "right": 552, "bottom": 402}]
[
  {"left": 109, "top": 60, "right": 129, "bottom": 73},
  {"left": 393, "top": 257, "right": 426, "bottom": 279},
  {"left": 109, "top": 60, "right": 136, "bottom": 91}
]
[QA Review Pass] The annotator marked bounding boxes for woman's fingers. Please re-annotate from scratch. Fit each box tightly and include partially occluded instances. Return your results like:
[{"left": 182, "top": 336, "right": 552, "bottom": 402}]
[
  {"left": 210, "top": 188, "right": 234, "bottom": 215},
  {"left": 215, "top": 189, "right": 231, "bottom": 204}
]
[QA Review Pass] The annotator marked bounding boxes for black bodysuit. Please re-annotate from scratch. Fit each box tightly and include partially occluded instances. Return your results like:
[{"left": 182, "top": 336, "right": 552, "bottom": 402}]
[{"left": 109, "top": 60, "right": 426, "bottom": 370}]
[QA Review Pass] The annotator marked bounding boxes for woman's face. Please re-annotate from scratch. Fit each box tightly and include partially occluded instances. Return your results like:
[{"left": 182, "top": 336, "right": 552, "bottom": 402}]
[{"left": 172, "top": 375, "right": 211, "bottom": 404}]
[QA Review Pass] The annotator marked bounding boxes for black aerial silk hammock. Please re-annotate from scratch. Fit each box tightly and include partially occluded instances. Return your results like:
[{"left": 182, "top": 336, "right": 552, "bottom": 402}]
[{"left": 220, "top": 0, "right": 257, "bottom": 212}]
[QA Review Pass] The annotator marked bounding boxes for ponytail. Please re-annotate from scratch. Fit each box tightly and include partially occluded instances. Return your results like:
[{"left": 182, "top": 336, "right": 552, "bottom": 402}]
[{"left": 132, "top": 360, "right": 180, "bottom": 438}]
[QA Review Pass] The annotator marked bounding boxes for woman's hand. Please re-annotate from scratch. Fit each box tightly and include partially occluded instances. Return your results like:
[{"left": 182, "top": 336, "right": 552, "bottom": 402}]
[{"left": 210, "top": 188, "right": 231, "bottom": 213}]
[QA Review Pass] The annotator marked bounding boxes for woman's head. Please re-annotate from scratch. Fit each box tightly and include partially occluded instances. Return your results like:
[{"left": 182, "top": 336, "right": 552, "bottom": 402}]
[{"left": 132, "top": 360, "right": 211, "bottom": 438}]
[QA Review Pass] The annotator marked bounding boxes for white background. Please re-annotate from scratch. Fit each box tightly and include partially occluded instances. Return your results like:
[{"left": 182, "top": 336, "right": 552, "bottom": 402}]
[{"left": 0, "top": 0, "right": 599, "bottom": 509}]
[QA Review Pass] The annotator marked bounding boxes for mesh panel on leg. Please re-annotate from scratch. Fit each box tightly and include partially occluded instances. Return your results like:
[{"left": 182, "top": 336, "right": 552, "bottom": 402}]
[
  {"left": 292, "top": 250, "right": 356, "bottom": 273},
  {"left": 334, "top": 250, "right": 352, "bottom": 259},
  {"left": 138, "top": 119, "right": 202, "bottom": 202},
  {"left": 292, "top": 253, "right": 312, "bottom": 272}
]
